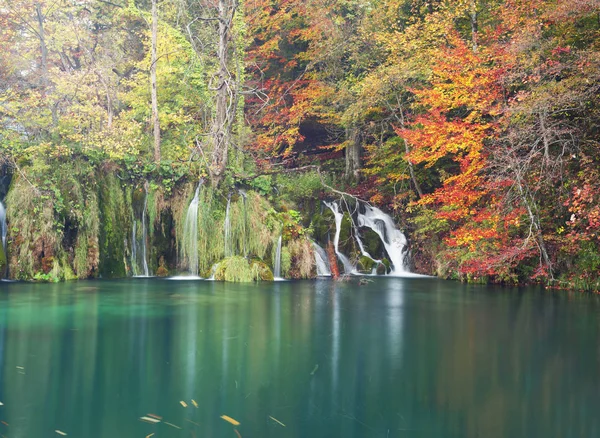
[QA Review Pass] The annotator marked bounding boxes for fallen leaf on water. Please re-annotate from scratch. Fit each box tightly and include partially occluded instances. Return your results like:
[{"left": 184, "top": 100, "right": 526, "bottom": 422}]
[
  {"left": 140, "top": 416, "right": 161, "bottom": 424},
  {"left": 220, "top": 415, "right": 240, "bottom": 426},
  {"left": 310, "top": 364, "right": 319, "bottom": 375},
  {"left": 145, "top": 434, "right": 154, "bottom": 438},
  {"left": 191, "top": 399, "right": 198, "bottom": 408},
  {"left": 179, "top": 401, "right": 188, "bottom": 408},
  {"left": 268, "top": 416, "right": 286, "bottom": 427},
  {"left": 16, "top": 367, "right": 24, "bottom": 370},
  {"left": 164, "top": 422, "right": 182, "bottom": 429},
  {"left": 55, "top": 430, "right": 67, "bottom": 436},
  {"left": 234, "top": 429, "right": 242, "bottom": 438},
  {"left": 1, "top": 421, "right": 8, "bottom": 426},
  {"left": 148, "top": 414, "right": 162, "bottom": 420}
]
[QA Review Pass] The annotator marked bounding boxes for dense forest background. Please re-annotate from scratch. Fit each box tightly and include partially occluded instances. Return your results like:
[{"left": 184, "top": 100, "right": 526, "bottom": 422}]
[{"left": 0, "top": 0, "right": 599, "bottom": 289}]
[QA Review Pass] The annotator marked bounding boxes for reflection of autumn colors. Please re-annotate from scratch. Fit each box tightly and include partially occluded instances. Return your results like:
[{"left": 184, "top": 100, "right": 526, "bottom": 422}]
[{"left": 0, "top": 279, "right": 598, "bottom": 437}]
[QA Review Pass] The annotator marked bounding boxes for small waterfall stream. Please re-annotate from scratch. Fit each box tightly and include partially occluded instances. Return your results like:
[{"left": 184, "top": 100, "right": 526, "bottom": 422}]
[
  {"left": 131, "top": 185, "right": 151, "bottom": 277},
  {"left": 322, "top": 200, "right": 411, "bottom": 276},
  {"left": 141, "top": 186, "right": 150, "bottom": 276},
  {"left": 324, "top": 201, "right": 356, "bottom": 275},
  {"left": 273, "top": 235, "right": 283, "bottom": 280},
  {"left": 176, "top": 180, "right": 202, "bottom": 279},
  {"left": 313, "top": 242, "right": 331, "bottom": 276},
  {"left": 356, "top": 204, "right": 408, "bottom": 274},
  {"left": 224, "top": 194, "right": 232, "bottom": 258},
  {"left": 0, "top": 201, "right": 7, "bottom": 278}
]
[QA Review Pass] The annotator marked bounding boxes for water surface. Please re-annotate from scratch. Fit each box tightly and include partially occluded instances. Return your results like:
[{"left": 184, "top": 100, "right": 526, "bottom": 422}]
[{"left": 0, "top": 278, "right": 598, "bottom": 437}]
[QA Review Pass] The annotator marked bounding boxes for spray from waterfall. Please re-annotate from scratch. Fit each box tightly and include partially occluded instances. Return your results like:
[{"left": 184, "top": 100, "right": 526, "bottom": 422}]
[
  {"left": 273, "top": 235, "right": 283, "bottom": 280},
  {"left": 313, "top": 242, "right": 331, "bottom": 276},
  {"left": 324, "top": 201, "right": 356, "bottom": 275}
]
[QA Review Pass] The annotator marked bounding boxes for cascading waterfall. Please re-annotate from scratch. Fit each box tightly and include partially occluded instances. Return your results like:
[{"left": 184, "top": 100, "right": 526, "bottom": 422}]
[
  {"left": 131, "top": 221, "right": 138, "bottom": 276},
  {"left": 273, "top": 235, "right": 283, "bottom": 280},
  {"left": 178, "top": 181, "right": 202, "bottom": 278},
  {"left": 131, "top": 185, "right": 151, "bottom": 277},
  {"left": 313, "top": 242, "right": 331, "bottom": 276},
  {"left": 357, "top": 203, "right": 408, "bottom": 274},
  {"left": 239, "top": 189, "right": 248, "bottom": 257},
  {"left": 140, "top": 186, "right": 150, "bottom": 276},
  {"left": 0, "top": 201, "right": 7, "bottom": 278},
  {"left": 224, "top": 194, "right": 232, "bottom": 258},
  {"left": 324, "top": 201, "right": 356, "bottom": 275}
]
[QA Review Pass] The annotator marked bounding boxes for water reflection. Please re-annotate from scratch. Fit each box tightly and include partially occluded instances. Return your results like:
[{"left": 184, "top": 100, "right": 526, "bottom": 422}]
[{"left": 0, "top": 279, "right": 598, "bottom": 437}]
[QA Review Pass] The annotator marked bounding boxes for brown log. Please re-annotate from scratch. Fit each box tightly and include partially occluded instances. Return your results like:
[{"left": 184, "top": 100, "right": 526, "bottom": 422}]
[{"left": 327, "top": 241, "right": 340, "bottom": 280}]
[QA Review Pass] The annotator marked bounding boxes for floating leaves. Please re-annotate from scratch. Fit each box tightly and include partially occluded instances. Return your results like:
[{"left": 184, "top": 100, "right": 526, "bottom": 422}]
[
  {"left": 140, "top": 416, "right": 161, "bottom": 424},
  {"left": 179, "top": 401, "right": 188, "bottom": 408},
  {"left": 191, "top": 399, "right": 199, "bottom": 408},
  {"left": 220, "top": 415, "right": 240, "bottom": 426},
  {"left": 55, "top": 430, "right": 67, "bottom": 436},
  {"left": 310, "top": 364, "right": 319, "bottom": 375},
  {"left": 269, "top": 416, "right": 286, "bottom": 427}
]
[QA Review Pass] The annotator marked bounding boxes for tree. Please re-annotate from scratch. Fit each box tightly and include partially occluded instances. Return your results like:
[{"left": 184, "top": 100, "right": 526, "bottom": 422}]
[{"left": 150, "top": 0, "right": 161, "bottom": 162}]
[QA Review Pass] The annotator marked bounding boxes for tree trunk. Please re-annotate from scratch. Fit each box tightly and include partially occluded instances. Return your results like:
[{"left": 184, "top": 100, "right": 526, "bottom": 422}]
[
  {"left": 211, "top": 0, "right": 237, "bottom": 187},
  {"left": 150, "top": 0, "right": 161, "bottom": 162},
  {"left": 345, "top": 127, "right": 361, "bottom": 182},
  {"left": 470, "top": 0, "right": 478, "bottom": 53},
  {"left": 397, "top": 107, "right": 423, "bottom": 198},
  {"left": 515, "top": 176, "right": 553, "bottom": 279},
  {"left": 35, "top": 3, "right": 57, "bottom": 126},
  {"left": 327, "top": 241, "right": 340, "bottom": 280}
]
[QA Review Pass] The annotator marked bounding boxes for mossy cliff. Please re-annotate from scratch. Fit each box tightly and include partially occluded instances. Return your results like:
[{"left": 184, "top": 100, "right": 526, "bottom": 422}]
[{"left": 2, "top": 159, "right": 317, "bottom": 282}]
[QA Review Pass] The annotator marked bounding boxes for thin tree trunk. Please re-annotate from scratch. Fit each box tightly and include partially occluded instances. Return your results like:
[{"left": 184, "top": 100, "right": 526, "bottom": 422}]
[
  {"left": 35, "top": 3, "right": 57, "bottom": 126},
  {"left": 210, "top": 0, "right": 238, "bottom": 187},
  {"left": 150, "top": 0, "right": 161, "bottom": 162},
  {"left": 397, "top": 107, "right": 423, "bottom": 198},
  {"left": 539, "top": 111, "right": 550, "bottom": 162},
  {"left": 470, "top": 0, "right": 478, "bottom": 53},
  {"left": 515, "top": 175, "right": 553, "bottom": 279},
  {"left": 327, "top": 241, "right": 340, "bottom": 280},
  {"left": 345, "top": 127, "right": 361, "bottom": 182}
]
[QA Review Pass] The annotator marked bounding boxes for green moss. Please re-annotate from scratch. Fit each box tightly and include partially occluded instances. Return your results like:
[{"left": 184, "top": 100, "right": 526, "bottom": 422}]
[
  {"left": 377, "top": 258, "right": 391, "bottom": 275},
  {"left": 358, "top": 256, "right": 375, "bottom": 273},
  {"left": 214, "top": 256, "right": 255, "bottom": 282},
  {"left": 98, "top": 172, "right": 131, "bottom": 278}
]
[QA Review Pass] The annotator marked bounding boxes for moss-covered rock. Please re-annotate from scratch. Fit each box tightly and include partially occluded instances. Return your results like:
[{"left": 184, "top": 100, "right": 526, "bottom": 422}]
[
  {"left": 358, "top": 256, "right": 375, "bottom": 273},
  {"left": 377, "top": 258, "right": 391, "bottom": 275},
  {"left": 214, "top": 256, "right": 274, "bottom": 282}
]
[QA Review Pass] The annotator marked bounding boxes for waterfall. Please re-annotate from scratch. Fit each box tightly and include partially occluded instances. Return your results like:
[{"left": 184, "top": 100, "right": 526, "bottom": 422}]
[
  {"left": 313, "top": 242, "right": 331, "bottom": 276},
  {"left": 141, "top": 186, "right": 150, "bottom": 277},
  {"left": 239, "top": 189, "right": 248, "bottom": 257},
  {"left": 0, "top": 201, "right": 7, "bottom": 277},
  {"left": 180, "top": 181, "right": 202, "bottom": 278},
  {"left": 131, "top": 221, "right": 138, "bottom": 276},
  {"left": 273, "top": 235, "right": 283, "bottom": 279},
  {"left": 324, "top": 201, "right": 356, "bottom": 275},
  {"left": 224, "top": 194, "right": 232, "bottom": 258},
  {"left": 357, "top": 203, "right": 408, "bottom": 274},
  {"left": 131, "top": 185, "right": 151, "bottom": 277}
]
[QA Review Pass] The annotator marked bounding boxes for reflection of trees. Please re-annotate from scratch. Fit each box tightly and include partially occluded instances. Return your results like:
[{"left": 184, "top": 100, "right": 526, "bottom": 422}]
[{"left": 0, "top": 281, "right": 598, "bottom": 438}]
